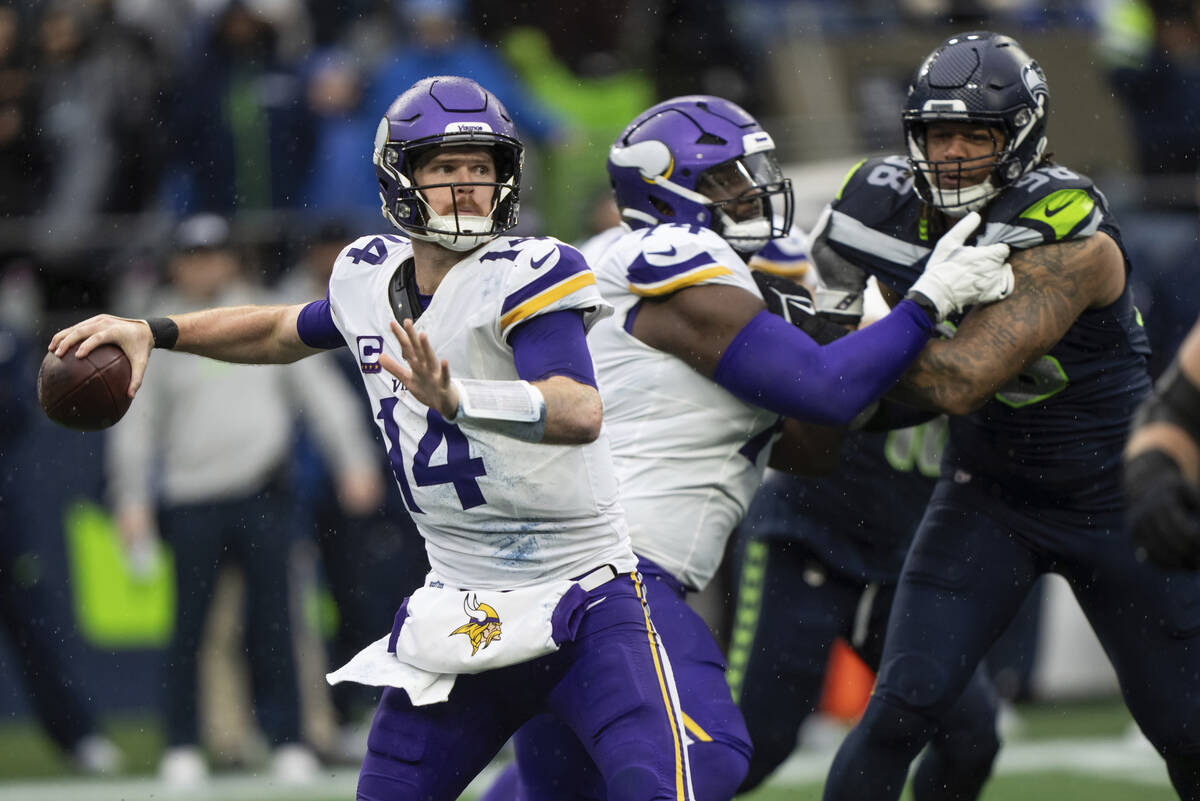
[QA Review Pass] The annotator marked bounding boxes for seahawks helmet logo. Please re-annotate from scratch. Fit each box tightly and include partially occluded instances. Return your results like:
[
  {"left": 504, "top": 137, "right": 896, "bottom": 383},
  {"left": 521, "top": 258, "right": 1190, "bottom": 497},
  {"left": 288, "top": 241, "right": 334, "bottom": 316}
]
[{"left": 1021, "top": 62, "right": 1048, "bottom": 106}]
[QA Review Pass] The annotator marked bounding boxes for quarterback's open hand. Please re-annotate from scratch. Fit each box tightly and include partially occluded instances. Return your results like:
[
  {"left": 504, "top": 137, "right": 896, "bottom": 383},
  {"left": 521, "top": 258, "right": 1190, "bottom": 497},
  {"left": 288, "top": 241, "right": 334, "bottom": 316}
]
[
  {"left": 908, "top": 211, "right": 1014, "bottom": 322},
  {"left": 48, "top": 314, "right": 154, "bottom": 398},
  {"left": 379, "top": 319, "right": 460, "bottom": 420}
]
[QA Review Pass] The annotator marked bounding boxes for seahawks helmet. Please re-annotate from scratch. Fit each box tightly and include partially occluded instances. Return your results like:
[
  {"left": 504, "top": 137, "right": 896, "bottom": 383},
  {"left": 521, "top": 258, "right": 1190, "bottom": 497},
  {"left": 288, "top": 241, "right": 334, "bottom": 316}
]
[
  {"left": 903, "top": 32, "right": 1049, "bottom": 214},
  {"left": 607, "top": 96, "right": 793, "bottom": 254},
  {"left": 373, "top": 76, "right": 523, "bottom": 251}
]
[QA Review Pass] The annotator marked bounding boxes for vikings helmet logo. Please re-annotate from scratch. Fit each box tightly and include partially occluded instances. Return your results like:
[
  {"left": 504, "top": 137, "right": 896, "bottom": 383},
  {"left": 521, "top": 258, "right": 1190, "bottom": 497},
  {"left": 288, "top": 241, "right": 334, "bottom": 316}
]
[{"left": 449, "top": 593, "right": 502, "bottom": 656}]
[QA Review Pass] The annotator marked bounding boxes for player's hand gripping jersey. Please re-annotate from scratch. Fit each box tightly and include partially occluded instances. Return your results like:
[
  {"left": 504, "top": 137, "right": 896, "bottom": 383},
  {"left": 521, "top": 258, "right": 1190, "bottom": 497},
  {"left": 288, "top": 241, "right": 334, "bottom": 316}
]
[
  {"left": 588, "top": 223, "right": 781, "bottom": 591},
  {"left": 328, "top": 233, "right": 636, "bottom": 589},
  {"left": 820, "top": 157, "right": 1151, "bottom": 513}
]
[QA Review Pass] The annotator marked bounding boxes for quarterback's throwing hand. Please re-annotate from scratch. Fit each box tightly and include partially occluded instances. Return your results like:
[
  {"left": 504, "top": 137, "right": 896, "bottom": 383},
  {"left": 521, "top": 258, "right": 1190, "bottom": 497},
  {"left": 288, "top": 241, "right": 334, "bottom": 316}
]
[
  {"left": 379, "top": 319, "right": 460, "bottom": 419},
  {"left": 908, "top": 211, "right": 1014, "bottom": 322},
  {"left": 48, "top": 313, "right": 154, "bottom": 398}
]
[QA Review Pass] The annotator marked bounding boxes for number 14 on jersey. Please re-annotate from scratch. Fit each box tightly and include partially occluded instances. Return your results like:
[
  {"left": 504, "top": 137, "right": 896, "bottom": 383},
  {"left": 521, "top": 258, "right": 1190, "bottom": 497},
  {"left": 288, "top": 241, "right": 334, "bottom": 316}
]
[{"left": 376, "top": 397, "right": 489, "bottom": 512}]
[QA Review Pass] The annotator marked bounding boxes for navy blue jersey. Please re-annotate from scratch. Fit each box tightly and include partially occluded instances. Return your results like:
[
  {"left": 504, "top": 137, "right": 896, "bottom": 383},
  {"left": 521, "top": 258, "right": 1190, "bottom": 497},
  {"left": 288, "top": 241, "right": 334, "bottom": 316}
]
[
  {"left": 822, "top": 157, "right": 1151, "bottom": 518},
  {"left": 741, "top": 419, "right": 945, "bottom": 583}
]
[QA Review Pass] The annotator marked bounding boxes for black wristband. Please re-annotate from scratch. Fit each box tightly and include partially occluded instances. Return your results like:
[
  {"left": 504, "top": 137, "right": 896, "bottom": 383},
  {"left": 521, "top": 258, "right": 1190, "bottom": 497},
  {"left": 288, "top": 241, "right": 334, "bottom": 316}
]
[
  {"left": 145, "top": 317, "right": 179, "bottom": 350},
  {"left": 902, "top": 290, "right": 939, "bottom": 325}
]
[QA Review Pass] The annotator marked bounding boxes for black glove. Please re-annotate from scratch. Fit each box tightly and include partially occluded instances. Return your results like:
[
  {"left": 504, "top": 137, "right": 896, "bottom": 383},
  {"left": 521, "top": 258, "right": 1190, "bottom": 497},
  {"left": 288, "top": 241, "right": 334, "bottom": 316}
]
[
  {"left": 1124, "top": 449, "right": 1200, "bottom": 570},
  {"left": 809, "top": 205, "right": 867, "bottom": 326},
  {"left": 752, "top": 271, "right": 850, "bottom": 345}
]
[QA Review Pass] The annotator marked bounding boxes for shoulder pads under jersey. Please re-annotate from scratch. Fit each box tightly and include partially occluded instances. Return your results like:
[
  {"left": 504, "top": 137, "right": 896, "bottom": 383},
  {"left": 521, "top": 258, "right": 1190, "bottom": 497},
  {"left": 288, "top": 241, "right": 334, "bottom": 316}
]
[{"left": 977, "top": 163, "right": 1106, "bottom": 250}]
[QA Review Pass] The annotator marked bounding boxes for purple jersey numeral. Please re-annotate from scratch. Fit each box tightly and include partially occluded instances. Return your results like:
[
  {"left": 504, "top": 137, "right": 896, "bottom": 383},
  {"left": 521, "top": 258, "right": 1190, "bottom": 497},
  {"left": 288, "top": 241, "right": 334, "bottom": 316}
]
[
  {"left": 376, "top": 398, "right": 489, "bottom": 512},
  {"left": 413, "top": 410, "right": 487, "bottom": 509},
  {"left": 347, "top": 237, "right": 389, "bottom": 265},
  {"left": 377, "top": 396, "right": 424, "bottom": 513}
]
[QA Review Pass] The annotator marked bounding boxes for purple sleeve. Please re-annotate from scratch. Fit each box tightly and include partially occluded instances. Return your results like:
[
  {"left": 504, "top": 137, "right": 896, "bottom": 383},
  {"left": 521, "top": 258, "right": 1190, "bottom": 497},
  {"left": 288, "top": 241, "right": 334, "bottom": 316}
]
[
  {"left": 510, "top": 310, "right": 597, "bottom": 388},
  {"left": 713, "top": 300, "right": 933, "bottom": 426},
  {"left": 296, "top": 299, "right": 346, "bottom": 349}
]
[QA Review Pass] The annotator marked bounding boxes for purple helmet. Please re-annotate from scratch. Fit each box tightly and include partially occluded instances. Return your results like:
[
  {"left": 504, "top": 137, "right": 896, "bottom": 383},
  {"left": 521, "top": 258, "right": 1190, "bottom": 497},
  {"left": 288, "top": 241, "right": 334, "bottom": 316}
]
[
  {"left": 607, "top": 96, "right": 793, "bottom": 254},
  {"left": 373, "top": 76, "right": 524, "bottom": 251}
]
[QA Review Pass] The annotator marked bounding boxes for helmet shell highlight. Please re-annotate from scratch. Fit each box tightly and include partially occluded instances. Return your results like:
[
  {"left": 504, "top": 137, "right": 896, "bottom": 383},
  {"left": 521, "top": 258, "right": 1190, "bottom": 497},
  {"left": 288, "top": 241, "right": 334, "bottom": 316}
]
[
  {"left": 373, "top": 76, "right": 524, "bottom": 249},
  {"left": 607, "top": 95, "right": 793, "bottom": 253},
  {"left": 903, "top": 32, "right": 1049, "bottom": 214}
]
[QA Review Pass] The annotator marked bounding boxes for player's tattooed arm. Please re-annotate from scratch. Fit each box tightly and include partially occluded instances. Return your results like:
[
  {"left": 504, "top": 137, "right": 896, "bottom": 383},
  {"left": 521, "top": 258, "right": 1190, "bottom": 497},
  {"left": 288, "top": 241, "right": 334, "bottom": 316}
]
[{"left": 892, "top": 232, "right": 1125, "bottom": 415}]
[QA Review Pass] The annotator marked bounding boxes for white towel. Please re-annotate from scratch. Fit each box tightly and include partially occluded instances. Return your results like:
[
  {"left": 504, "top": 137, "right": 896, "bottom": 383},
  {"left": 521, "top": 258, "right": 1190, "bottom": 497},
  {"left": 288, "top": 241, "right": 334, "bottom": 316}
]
[{"left": 326, "top": 634, "right": 456, "bottom": 707}]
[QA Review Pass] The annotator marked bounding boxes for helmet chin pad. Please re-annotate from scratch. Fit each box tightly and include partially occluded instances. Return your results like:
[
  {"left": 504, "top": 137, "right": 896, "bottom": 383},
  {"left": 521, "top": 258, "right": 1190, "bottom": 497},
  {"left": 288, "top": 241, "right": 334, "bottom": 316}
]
[
  {"left": 422, "top": 212, "right": 497, "bottom": 251},
  {"left": 920, "top": 174, "right": 997, "bottom": 215},
  {"left": 717, "top": 214, "right": 772, "bottom": 254}
]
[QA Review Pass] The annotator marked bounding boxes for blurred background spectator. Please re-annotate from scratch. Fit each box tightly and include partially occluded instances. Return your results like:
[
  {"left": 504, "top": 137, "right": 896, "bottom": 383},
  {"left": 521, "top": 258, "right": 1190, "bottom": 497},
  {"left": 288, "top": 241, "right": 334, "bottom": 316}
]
[
  {"left": 104, "top": 213, "right": 379, "bottom": 786},
  {"left": 0, "top": 320, "right": 124, "bottom": 776}
]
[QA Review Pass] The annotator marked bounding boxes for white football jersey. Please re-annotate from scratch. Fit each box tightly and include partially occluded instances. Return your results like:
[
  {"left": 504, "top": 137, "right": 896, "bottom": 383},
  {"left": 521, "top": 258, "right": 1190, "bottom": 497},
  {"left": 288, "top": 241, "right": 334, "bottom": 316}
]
[
  {"left": 328, "top": 233, "right": 637, "bottom": 590},
  {"left": 589, "top": 224, "right": 781, "bottom": 591}
]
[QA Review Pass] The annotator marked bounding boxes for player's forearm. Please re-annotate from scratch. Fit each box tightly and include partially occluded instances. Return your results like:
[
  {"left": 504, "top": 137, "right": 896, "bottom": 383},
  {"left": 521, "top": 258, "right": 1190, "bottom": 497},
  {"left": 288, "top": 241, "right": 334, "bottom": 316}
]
[
  {"left": 535, "top": 375, "right": 602, "bottom": 445},
  {"left": 714, "top": 304, "right": 933, "bottom": 426},
  {"left": 1128, "top": 322, "right": 1200, "bottom": 482},
  {"left": 895, "top": 237, "right": 1108, "bottom": 415},
  {"left": 893, "top": 338, "right": 1004, "bottom": 414},
  {"left": 1127, "top": 424, "right": 1200, "bottom": 483},
  {"left": 170, "top": 304, "right": 318, "bottom": 364},
  {"left": 1179, "top": 315, "right": 1200, "bottom": 388}
]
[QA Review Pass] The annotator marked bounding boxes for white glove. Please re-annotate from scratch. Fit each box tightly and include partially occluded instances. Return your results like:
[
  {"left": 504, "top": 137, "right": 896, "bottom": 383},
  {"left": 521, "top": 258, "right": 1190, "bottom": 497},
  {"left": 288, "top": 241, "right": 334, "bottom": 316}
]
[{"left": 908, "top": 211, "right": 1014, "bottom": 322}]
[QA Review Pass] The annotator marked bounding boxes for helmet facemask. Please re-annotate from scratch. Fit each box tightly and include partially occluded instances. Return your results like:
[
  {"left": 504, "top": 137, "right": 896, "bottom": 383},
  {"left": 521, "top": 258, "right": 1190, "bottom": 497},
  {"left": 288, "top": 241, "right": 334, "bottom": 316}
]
[
  {"left": 696, "top": 152, "right": 793, "bottom": 254},
  {"left": 607, "top": 96, "right": 795, "bottom": 254},
  {"left": 902, "top": 32, "right": 1050, "bottom": 215},
  {"left": 374, "top": 117, "right": 523, "bottom": 251},
  {"left": 906, "top": 111, "right": 1045, "bottom": 216}
]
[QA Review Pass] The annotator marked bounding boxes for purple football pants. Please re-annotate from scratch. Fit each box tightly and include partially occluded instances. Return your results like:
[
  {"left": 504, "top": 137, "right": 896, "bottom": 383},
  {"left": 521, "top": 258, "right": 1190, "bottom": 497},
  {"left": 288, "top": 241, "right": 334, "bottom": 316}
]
[
  {"left": 478, "top": 558, "right": 752, "bottom": 801},
  {"left": 356, "top": 570, "right": 694, "bottom": 801}
]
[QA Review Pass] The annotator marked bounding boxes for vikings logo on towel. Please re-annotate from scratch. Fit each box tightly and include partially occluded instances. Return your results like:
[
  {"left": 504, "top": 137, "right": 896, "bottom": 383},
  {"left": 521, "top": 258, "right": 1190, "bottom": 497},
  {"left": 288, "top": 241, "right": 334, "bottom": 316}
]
[{"left": 450, "top": 593, "right": 502, "bottom": 655}]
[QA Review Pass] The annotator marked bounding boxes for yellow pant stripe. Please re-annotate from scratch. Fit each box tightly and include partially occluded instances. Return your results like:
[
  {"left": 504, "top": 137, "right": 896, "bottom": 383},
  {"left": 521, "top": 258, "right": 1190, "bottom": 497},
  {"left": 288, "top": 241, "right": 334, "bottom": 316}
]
[
  {"left": 681, "top": 712, "right": 713, "bottom": 743},
  {"left": 633, "top": 571, "right": 688, "bottom": 800}
]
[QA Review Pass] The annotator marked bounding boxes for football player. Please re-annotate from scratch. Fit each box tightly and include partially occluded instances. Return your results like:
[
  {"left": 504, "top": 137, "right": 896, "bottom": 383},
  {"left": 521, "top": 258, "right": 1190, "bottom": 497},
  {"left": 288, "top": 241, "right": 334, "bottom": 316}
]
[
  {"left": 481, "top": 95, "right": 1015, "bottom": 801},
  {"left": 813, "top": 33, "right": 1200, "bottom": 801},
  {"left": 50, "top": 76, "right": 697, "bottom": 801},
  {"left": 729, "top": 415, "right": 1000, "bottom": 800},
  {"left": 1125, "top": 313, "right": 1200, "bottom": 570}
]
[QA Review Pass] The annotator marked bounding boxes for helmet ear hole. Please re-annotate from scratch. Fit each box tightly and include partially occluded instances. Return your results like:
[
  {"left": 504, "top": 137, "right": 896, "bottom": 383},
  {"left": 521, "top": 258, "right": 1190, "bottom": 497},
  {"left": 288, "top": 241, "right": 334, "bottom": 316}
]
[{"left": 649, "top": 196, "right": 675, "bottom": 217}]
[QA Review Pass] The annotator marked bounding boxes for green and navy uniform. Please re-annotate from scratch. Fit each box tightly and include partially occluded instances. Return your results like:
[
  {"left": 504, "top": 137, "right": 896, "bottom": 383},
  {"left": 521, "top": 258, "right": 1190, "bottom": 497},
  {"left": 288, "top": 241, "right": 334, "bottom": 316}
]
[
  {"left": 821, "top": 158, "right": 1200, "bottom": 801},
  {"left": 729, "top": 422, "right": 998, "bottom": 798}
]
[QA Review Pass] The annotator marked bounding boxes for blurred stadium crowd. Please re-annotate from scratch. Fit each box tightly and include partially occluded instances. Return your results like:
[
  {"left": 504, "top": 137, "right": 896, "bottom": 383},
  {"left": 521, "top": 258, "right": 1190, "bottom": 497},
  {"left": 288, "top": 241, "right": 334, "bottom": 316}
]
[{"left": 2, "top": 0, "right": 1200, "bottom": 787}]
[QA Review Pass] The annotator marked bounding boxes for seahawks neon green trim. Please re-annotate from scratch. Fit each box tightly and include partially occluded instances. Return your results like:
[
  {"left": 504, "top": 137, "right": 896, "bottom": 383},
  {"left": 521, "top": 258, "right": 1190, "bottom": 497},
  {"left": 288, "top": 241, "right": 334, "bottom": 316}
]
[
  {"left": 1018, "top": 189, "right": 1094, "bottom": 240},
  {"left": 836, "top": 158, "right": 869, "bottom": 201}
]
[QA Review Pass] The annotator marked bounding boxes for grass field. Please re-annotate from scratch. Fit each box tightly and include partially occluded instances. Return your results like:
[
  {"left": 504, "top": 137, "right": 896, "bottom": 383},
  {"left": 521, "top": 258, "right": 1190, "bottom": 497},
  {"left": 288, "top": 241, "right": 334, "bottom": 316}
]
[{"left": 0, "top": 696, "right": 1176, "bottom": 801}]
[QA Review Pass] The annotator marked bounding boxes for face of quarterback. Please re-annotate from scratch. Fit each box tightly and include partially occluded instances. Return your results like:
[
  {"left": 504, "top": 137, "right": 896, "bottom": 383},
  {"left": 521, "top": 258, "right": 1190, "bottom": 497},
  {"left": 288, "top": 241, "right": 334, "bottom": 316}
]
[
  {"left": 412, "top": 147, "right": 498, "bottom": 220},
  {"left": 923, "top": 122, "right": 1008, "bottom": 189}
]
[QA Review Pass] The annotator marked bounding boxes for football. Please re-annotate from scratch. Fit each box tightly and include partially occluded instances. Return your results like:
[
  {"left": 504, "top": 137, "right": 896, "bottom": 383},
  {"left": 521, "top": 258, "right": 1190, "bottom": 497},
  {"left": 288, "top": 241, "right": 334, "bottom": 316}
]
[{"left": 37, "top": 344, "right": 134, "bottom": 431}]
